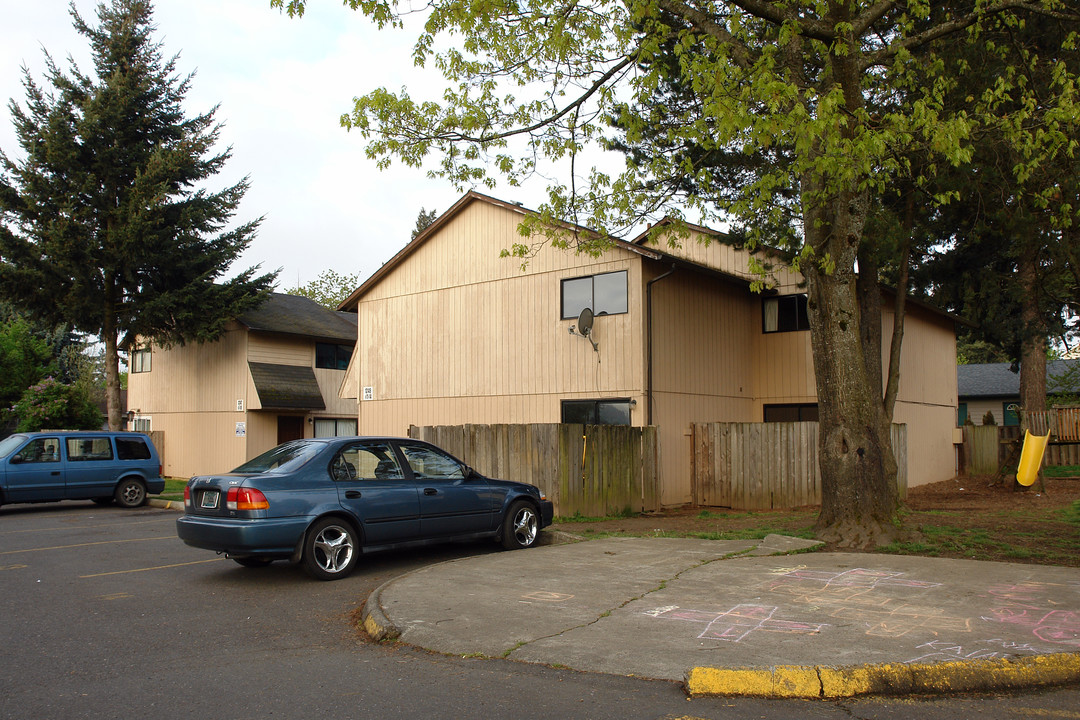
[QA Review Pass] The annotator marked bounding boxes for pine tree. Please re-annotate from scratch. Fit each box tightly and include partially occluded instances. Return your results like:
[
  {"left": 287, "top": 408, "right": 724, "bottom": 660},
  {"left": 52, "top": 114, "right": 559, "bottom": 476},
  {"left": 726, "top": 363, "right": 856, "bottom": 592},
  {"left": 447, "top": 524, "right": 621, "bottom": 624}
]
[{"left": 0, "top": 0, "right": 276, "bottom": 429}]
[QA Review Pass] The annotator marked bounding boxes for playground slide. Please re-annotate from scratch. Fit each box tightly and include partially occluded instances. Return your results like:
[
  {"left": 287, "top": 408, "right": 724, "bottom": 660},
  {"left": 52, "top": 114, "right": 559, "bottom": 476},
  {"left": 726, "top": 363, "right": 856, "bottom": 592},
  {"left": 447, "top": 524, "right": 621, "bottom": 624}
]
[{"left": 1016, "top": 429, "right": 1050, "bottom": 487}]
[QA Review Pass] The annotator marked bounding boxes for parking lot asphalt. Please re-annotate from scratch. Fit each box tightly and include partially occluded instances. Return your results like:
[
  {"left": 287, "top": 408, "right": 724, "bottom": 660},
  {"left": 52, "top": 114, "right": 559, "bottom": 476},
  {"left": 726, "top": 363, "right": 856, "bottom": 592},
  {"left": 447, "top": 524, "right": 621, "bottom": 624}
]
[{"left": 358, "top": 532, "right": 1080, "bottom": 699}]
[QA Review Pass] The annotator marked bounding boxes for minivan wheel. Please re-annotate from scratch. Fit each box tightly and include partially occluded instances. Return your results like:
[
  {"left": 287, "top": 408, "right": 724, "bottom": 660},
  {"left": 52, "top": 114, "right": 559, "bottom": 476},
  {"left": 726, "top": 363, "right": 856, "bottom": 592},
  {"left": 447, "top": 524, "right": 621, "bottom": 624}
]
[
  {"left": 114, "top": 479, "right": 147, "bottom": 508},
  {"left": 303, "top": 518, "right": 359, "bottom": 581}
]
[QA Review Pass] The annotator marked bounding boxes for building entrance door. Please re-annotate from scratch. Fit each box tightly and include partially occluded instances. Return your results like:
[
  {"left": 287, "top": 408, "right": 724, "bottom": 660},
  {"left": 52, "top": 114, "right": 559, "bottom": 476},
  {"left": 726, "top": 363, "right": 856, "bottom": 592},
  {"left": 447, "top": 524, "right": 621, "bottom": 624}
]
[{"left": 277, "top": 416, "right": 304, "bottom": 444}]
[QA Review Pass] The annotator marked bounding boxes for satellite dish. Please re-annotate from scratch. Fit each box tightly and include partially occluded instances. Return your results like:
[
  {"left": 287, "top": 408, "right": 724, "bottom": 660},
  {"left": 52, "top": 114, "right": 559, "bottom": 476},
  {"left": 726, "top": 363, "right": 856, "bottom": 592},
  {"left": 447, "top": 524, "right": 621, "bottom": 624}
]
[{"left": 577, "top": 308, "right": 594, "bottom": 336}]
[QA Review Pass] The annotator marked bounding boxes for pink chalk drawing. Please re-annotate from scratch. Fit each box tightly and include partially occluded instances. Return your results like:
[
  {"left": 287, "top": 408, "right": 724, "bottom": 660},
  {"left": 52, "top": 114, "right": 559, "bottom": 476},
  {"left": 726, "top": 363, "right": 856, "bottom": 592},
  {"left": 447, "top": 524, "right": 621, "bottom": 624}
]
[
  {"left": 982, "top": 582, "right": 1080, "bottom": 647},
  {"left": 645, "top": 603, "right": 827, "bottom": 643},
  {"left": 984, "top": 607, "right": 1080, "bottom": 647}
]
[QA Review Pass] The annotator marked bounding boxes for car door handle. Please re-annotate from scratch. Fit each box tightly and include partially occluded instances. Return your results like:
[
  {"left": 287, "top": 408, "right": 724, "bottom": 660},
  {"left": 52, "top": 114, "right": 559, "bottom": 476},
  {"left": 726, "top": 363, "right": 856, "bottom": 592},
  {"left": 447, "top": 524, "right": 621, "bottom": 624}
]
[
  {"left": 51, "top": 471, "right": 61, "bottom": 476},
  {"left": 345, "top": 490, "right": 362, "bottom": 499},
  {"left": 423, "top": 488, "right": 438, "bottom": 496}
]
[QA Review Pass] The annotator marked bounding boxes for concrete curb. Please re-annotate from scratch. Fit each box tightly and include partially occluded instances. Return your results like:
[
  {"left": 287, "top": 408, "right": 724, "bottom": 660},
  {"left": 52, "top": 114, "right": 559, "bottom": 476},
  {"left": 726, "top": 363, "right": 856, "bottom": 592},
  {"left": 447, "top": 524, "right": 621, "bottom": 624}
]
[
  {"left": 362, "top": 576, "right": 401, "bottom": 642},
  {"left": 685, "top": 652, "right": 1080, "bottom": 699},
  {"left": 148, "top": 498, "right": 184, "bottom": 511}
]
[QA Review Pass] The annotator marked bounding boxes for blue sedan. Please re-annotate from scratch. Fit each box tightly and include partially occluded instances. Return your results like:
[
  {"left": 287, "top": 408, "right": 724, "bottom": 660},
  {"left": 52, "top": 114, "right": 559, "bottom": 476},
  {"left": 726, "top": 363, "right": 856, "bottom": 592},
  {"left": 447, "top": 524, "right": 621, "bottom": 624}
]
[{"left": 176, "top": 436, "right": 554, "bottom": 580}]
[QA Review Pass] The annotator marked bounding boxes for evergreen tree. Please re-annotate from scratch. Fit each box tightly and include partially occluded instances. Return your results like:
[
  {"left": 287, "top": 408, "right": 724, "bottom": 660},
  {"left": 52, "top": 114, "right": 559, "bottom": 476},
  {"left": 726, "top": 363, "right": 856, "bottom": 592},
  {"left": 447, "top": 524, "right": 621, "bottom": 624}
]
[
  {"left": 411, "top": 207, "right": 438, "bottom": 240},
  {"left": 0, "top": 0, "right": 276, "bottom": 429}
]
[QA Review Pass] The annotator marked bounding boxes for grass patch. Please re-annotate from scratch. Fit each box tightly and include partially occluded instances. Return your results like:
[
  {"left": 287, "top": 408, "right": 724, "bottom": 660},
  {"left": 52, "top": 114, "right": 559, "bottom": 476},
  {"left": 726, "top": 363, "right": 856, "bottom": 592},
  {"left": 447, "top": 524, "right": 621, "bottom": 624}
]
[
  {"left": 152, "top": 477, "right": 188, "bottom": 501},
  {"left": 1045, "top": 465, "right": 1080, "bottom": 478}
]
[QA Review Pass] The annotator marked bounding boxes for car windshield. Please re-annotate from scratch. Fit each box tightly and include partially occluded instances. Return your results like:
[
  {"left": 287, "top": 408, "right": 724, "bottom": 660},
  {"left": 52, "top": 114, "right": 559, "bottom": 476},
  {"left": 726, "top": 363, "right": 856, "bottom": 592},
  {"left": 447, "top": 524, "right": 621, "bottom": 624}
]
[
  {"left": 231, "top": 440, "right": 322, "bottom": 474},
  {"left": 0, "top": 434, "right": 27, "bottom": 459}
]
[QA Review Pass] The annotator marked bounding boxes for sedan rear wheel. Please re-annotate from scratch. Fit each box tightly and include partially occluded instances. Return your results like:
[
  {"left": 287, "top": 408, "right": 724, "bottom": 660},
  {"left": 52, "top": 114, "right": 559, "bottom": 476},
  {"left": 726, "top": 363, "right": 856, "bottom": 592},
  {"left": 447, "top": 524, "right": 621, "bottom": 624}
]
[
  {"left": 501, "top": 500, "right": 539, "bottom": 550},
  {"left": 303, "top": 518, "right": 359, "bottom": 581}
]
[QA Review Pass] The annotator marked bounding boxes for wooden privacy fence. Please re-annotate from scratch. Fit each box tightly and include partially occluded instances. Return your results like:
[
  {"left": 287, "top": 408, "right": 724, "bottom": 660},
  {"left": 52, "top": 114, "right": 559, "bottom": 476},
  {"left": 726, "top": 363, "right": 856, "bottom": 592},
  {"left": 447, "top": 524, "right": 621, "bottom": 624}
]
[
  {"left": 966, "top": 424, "right": 1080, "bottom": 472},
  {"left": 690, "top": 422, "right": 908, "bottom": 510},
  {"left": 1025, "top": 407, "right": 1080, "bottom": 443},
  {"left": 408, "top": 423, "right": 659, "bottom": 517}
]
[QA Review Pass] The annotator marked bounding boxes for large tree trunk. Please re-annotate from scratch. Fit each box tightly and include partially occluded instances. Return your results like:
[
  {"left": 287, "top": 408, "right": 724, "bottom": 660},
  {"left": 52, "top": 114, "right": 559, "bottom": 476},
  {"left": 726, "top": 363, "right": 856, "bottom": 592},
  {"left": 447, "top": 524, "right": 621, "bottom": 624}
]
[
  {"left": 103, "top": 295, "right": 123, "bottom": 431},
  {"left": 806, "top": 242, "right": 901, "bottom": 547},
  {"left": 803, "top": 32, "right": 901, "bottom": 548},
  {"left": 1018, "top": 247, "right": 1047, "bottom": 420}
]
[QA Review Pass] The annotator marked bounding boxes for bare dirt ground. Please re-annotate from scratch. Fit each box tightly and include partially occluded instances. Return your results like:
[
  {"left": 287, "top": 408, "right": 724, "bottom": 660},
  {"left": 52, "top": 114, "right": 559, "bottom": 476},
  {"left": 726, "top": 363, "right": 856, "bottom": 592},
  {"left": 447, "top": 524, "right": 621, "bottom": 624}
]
[{"left": 548, "top": 474, "right": 1080, "bottom": 566}]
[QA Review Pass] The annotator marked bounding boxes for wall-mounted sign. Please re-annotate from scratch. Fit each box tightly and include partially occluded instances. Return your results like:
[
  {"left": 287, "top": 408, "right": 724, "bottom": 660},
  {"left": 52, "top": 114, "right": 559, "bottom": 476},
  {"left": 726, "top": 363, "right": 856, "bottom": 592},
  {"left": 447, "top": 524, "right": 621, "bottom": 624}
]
[
  {"left": 362, "top": 387, "right": 374, "bottom": 401},
  {"left": 235, "top": 422, "right": 246, "bottom": 437},
  {"left": 236, "top": 399, "right": 244, "bottom": 412}
]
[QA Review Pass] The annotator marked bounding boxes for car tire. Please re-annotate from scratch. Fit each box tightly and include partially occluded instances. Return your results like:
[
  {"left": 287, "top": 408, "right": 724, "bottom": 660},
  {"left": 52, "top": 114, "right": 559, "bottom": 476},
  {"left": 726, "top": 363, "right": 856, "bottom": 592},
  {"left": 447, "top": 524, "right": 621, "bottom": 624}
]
[
  {"left": 501, "top": 500, "right": 539, "bottom": 550},
  {"left": 114, "top": 478, "right": 147, "bottom": 508},
  {"left": 233, "top": 557, "right": 274, "bottom": 568},
  {"left": 303, "top": 518, "right": 359, "bottom": 581}
]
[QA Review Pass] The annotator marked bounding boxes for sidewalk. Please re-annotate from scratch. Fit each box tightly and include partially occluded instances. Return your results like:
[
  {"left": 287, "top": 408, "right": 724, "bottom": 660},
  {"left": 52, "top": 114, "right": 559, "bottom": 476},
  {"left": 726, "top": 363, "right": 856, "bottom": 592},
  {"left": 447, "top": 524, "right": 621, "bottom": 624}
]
[{"left": 361, "top": 534, "right": 1080, "bottom": 698}]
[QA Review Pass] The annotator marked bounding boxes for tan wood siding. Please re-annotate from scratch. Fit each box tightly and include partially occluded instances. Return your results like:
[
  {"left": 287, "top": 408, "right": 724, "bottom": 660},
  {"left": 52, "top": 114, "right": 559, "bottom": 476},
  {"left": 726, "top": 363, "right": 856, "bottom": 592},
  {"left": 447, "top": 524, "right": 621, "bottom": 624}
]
[
  {"left": 246, "top": 333, "right": 314, "bottom": 366},
  {"left": 127, "top": 325, "right": 250, "bottom": 415}
]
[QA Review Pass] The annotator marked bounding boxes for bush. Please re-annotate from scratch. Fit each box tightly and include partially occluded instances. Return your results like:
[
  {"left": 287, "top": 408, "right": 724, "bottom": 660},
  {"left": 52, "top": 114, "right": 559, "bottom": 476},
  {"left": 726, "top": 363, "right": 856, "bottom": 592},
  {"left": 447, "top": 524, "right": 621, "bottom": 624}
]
[
  {"left": 982, "top": 410, "right": 997, "bottom": 426},
  {"left": 9, "top": 377, "right": 102, "bottom": 432}
]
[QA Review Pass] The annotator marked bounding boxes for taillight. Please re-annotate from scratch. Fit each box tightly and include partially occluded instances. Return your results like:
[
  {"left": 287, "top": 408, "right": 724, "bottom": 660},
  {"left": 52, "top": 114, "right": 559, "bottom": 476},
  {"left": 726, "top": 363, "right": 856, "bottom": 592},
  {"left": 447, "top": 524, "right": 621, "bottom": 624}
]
[
  {"left": 184, "top": 485, "right": 191, "bottom": 507},
  {"left": 227, "top": 487, "right": 269, "bottom": 511}
]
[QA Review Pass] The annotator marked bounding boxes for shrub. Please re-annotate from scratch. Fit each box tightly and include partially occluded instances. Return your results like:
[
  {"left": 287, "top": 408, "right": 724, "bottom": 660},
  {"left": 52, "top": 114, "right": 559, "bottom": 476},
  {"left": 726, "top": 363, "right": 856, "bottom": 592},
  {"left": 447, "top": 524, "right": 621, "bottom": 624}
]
[
  {"left": 982, "top": 410, "right": 997, "bottom": 426},
  {"left": 9, "top": 377, "right": 102, "bottom": 432}
]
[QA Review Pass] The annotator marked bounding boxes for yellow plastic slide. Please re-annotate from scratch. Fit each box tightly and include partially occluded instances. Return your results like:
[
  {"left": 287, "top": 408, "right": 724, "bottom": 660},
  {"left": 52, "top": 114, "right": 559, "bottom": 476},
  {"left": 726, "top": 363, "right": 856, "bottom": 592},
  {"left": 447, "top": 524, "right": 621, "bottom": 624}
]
[{"left": 1016, "top": 429, "right": 1050, "bottom": 487}]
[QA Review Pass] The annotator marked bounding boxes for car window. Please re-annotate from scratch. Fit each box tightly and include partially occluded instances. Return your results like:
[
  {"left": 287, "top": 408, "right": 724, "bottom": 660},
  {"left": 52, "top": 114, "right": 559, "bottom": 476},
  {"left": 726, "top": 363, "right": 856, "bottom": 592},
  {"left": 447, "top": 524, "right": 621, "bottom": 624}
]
[
  {"left": 233, "top": 441, "right": 321, "bottom": 474},
  {"left": 116, "top": 437, "right": 152, "bottom": 460},
  {"left": 15, "top": 438, "right": 60, "bottom": 463},
  {"left": 66, "top": 437, "right": 114, "bottom": 461},
  {"left": 333, "top": 442, "right": 404, "bottom": 481},
  {"left": 398, "top": 444, "right": 465, "bottom": 480}
]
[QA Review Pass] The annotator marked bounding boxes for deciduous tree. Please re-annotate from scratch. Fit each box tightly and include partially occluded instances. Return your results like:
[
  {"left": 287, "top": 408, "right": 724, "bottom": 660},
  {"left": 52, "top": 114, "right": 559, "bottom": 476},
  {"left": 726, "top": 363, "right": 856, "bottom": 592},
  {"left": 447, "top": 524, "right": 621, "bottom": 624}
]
[{"left": 274, "top": 0, "right": 1080, "bottom": 546}]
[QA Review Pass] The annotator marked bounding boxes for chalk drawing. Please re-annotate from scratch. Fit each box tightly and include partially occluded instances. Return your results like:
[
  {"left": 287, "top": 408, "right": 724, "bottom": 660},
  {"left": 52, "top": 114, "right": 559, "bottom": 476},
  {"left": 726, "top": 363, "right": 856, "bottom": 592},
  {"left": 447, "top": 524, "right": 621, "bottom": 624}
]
[
  {"left": 521, "top": 591, "right": 575, "bottom": 602},
  {"left": 982, "top": 582, "right": 1080, "bottom": 647},
  {"left": 644, "top": 603, "right": 827, "bottom": 643},
  {"left": 765, "top": 567, "right": 970, "bottom": 638},
  {"left": 903, "top": 637, "right": 1053, "bottom": 664}
]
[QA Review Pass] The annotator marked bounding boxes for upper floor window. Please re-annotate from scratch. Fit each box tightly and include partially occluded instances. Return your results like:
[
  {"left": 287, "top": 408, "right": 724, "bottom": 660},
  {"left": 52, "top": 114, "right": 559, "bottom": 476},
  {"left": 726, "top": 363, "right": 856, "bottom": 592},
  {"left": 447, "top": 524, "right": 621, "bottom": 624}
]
[
  {"left": 131, "top": 346, "right": 151, "bottom": 373},
  {"left": 762, "top": 294, "right": 809, "bottom": 333},
  {"left": 561, "top": 270, "right": 628, "bottom": 320},
  {"left": 316, "top": 342, "right": 353, "bottom": 370}
]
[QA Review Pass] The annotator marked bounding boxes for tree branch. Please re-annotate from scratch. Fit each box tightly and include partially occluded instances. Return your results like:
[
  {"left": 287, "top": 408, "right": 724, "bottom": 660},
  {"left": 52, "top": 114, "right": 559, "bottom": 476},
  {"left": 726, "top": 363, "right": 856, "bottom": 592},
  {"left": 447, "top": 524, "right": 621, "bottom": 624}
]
[{"left": 862, "top": 0, "right": 1080, "bottom": 69}]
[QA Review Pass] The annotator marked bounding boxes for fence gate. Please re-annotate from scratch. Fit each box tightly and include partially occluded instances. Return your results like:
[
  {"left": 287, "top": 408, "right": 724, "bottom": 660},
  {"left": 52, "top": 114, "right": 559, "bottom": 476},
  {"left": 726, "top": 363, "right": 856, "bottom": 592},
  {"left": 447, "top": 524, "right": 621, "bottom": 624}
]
[{"left": 409, "top": 423, "right": 659, "bottom": 517}]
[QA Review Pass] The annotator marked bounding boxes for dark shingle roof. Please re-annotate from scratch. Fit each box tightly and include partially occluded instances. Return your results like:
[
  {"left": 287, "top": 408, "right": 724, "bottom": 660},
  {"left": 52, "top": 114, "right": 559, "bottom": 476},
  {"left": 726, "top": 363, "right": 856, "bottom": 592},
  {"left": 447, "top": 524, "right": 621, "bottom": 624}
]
[
  {"left": 238, "top": 293, "right": 357, "bottom": 343},
  {"left": 248, "top": 362, "right": 326, "bottom": 410},
  {"left": 958, "top": 360, "right": 1080, "bottom": 398}
]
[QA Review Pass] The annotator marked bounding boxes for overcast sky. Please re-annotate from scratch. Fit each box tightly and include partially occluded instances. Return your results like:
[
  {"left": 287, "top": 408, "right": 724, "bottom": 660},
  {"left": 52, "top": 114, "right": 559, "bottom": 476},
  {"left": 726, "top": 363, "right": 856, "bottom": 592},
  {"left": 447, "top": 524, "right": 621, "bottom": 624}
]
[{"left": 0, "top": 0, "right": 566, "bottom": 292}]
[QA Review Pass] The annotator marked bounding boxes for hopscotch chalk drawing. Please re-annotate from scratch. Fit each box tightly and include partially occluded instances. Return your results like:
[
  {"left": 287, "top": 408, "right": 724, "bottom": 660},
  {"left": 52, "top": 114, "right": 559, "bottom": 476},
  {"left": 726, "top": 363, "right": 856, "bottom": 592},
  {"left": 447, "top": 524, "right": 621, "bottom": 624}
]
[{"left": 644, "top": 604, "right": 827, "bottom": 643}]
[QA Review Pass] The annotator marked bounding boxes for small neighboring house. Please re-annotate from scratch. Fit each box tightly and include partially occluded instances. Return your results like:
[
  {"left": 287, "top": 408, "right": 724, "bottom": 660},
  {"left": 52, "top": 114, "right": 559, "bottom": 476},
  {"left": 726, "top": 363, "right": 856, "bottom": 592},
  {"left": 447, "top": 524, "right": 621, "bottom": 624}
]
[
  {"left": 338, "top": 191, "right": 960, "bottom": 506},
  {"left": 126, "top": 293, "right": 359, "bottom": 478},
  {"left": 957, "top": 360, "right": 1080, "bottom": 427}
]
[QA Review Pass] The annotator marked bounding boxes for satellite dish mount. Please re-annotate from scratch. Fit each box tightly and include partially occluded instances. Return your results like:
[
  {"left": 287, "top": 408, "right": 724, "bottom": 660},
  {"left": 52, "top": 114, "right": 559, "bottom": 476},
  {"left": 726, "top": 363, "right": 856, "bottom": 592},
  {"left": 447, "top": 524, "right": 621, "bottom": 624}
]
[{"left": 569, "top": 307, "right": 599, "bottom": 353}]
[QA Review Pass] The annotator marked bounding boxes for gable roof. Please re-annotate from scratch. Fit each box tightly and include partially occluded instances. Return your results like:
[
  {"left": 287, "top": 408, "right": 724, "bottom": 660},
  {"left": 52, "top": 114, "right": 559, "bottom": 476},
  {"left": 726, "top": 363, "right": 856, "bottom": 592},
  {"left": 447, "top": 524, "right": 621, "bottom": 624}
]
[
  {"left": 238, "top": 293, "right": 357, "bottom": 344},
  {"left": 337, "top": 191, "right": 664, "bottom": 312},
  {"left": 958, "top": 360, "right": 1080, "bottom": 399}
]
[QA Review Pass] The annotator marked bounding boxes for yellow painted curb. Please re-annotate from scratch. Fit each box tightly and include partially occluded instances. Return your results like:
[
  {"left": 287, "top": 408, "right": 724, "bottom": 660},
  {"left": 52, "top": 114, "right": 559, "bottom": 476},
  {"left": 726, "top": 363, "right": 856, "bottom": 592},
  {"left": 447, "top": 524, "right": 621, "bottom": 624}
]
[
  {"left": 686, "top": 653, "right": 1080, "bottom": 699},
  {"left": 685, "top": 666, "right": 822, "bottom": 699}
]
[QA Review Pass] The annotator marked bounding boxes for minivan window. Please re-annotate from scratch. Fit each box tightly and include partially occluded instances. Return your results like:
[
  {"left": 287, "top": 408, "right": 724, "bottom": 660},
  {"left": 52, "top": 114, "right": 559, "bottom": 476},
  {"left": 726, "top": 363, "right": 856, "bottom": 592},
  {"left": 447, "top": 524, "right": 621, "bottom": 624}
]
[
  {"left": 15, "top": 438, "right": 61, "bottom": 463},
  {"left": 0, "top": 434, "right": 27, "bottom": 458},
  {"left": 67, "top": 437, "right": 114, "bottom": 461},
  {"left": 116, "top": 437, "right": 152, "bottom": 460}
]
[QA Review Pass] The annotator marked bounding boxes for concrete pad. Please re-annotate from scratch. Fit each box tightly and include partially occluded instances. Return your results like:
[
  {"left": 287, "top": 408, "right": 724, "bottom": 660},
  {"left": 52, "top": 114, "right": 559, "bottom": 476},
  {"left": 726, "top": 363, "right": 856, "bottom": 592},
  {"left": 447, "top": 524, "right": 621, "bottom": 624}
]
[{"left": 363, "top": 537, "right": 1080, "bottom": 696}]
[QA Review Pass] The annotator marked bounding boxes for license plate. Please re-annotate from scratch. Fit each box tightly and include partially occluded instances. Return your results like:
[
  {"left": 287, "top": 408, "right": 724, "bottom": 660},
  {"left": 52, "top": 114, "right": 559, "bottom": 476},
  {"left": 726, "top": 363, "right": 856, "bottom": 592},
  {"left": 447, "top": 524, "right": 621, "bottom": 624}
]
[{"left": 200, "top": 490, "right": 220, "bottom": 509}]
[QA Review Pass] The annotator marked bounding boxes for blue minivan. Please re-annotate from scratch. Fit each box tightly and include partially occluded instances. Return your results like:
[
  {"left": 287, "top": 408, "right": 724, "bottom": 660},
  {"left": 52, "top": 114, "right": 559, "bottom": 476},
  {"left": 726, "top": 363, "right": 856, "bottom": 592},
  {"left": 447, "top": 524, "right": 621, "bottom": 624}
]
[{"left": 0, "top": 431, "right": 164, "bottom": 509}]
